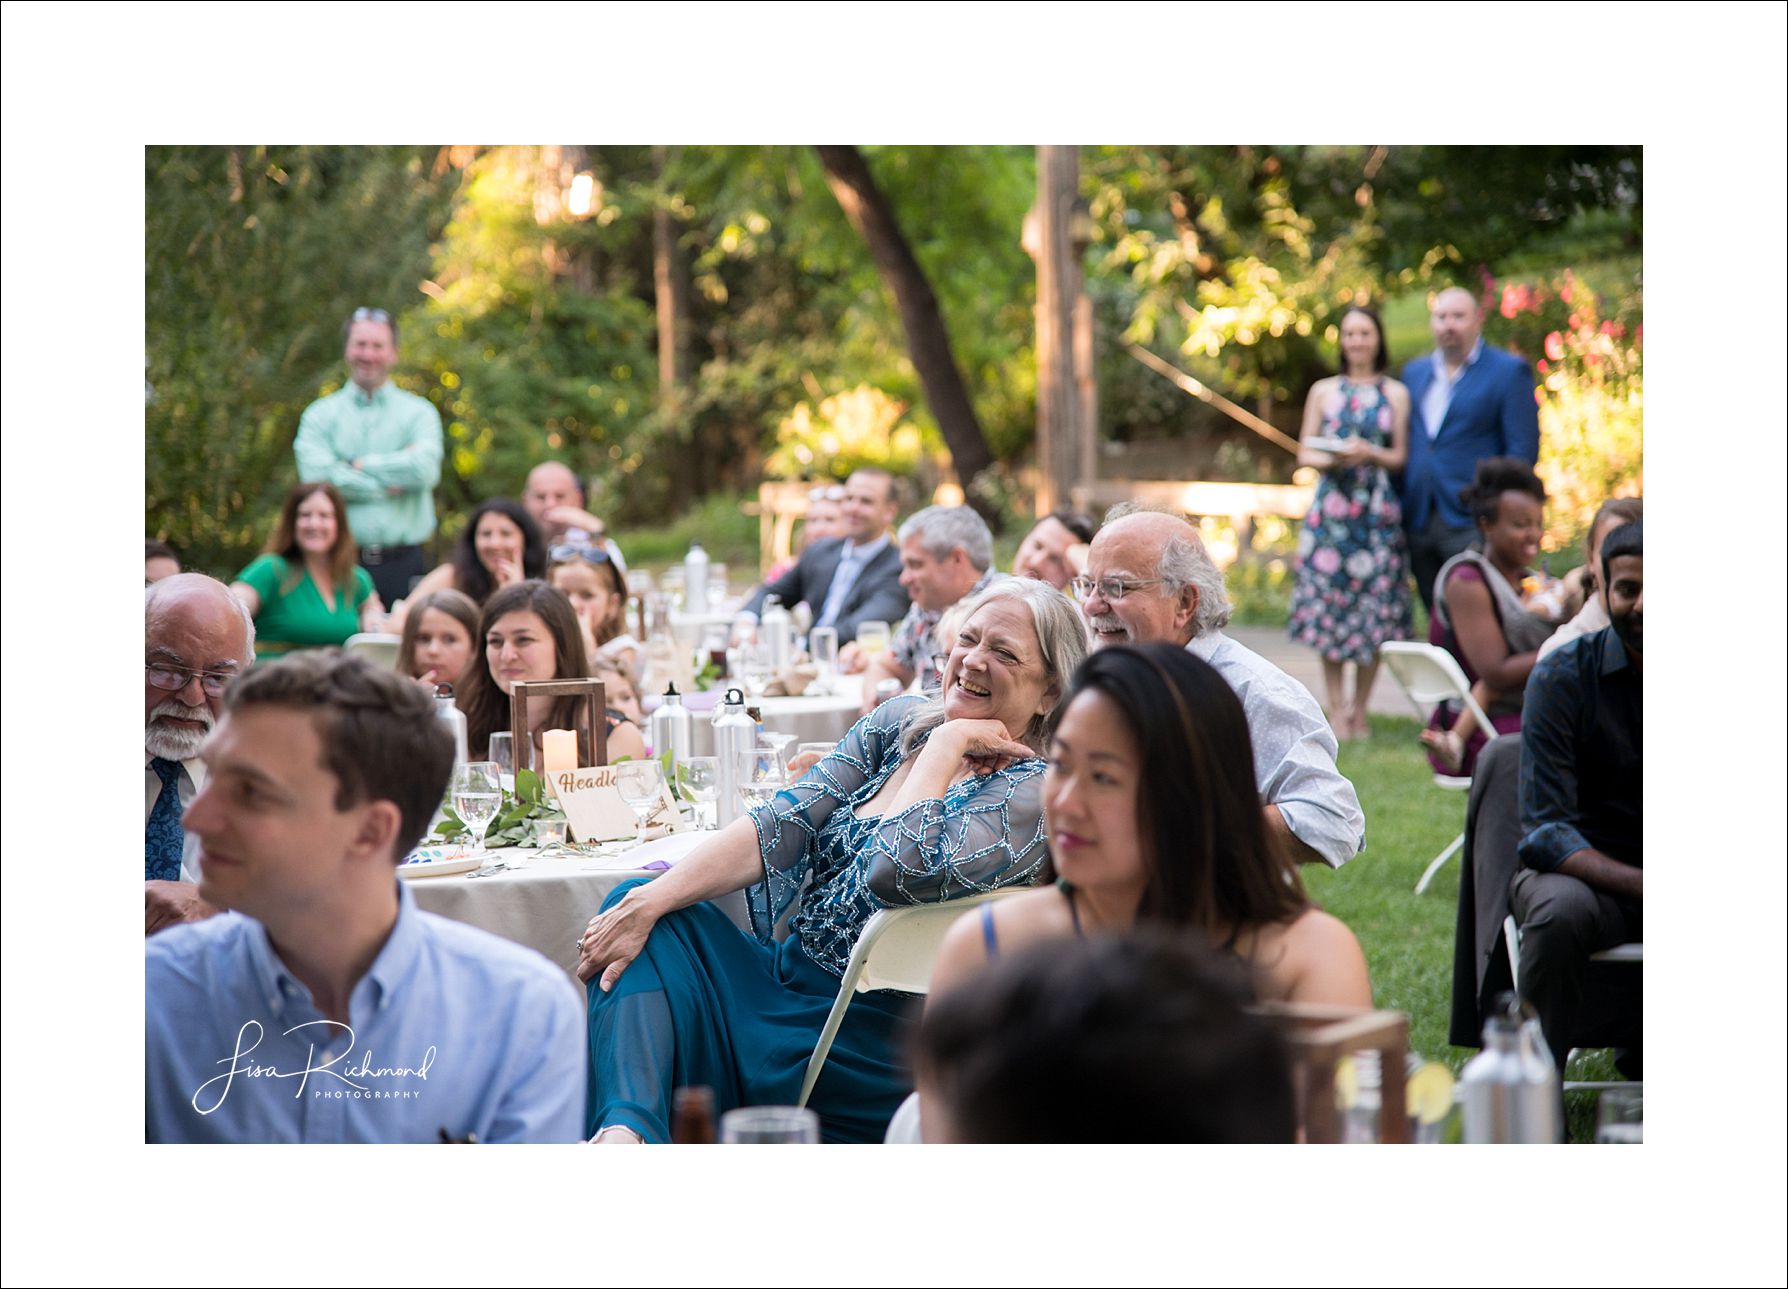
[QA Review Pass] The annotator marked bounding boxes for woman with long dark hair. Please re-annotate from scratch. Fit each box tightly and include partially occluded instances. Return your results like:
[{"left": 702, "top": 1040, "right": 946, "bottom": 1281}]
[
  {"left": 230, "top": 482, "right": 382, "bottom": 659},
  {"left": 386, "top": 497, "right": 545, "bottom": 632},
  {"left": 1287, "top": 304, "right": 1413, "bottom": 740},
  {"left": 930, "top": 643, "right": 1370, "bottom": 1007},
  {"left": 456, "top": 580, "right": 647, "bottom": 765}
]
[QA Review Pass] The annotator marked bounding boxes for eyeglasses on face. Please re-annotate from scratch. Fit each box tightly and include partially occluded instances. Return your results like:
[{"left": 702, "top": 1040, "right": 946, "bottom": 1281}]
[
  {"left": 145, "top": 663, "right": 236, "bottom": 698},
  {"left": 1070, "top": 576, "right": 1165, "bottom": 603}
]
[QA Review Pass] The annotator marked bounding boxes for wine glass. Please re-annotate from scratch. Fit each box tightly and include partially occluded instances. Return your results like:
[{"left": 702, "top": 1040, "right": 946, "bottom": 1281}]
[
  {"left": 613, "top": 760, "right": 665, "bottom": 847},
  {"left": 719, "top": 1106, "right": 820, "bottom": 1144},
  {"left": 761, "top": 729, "right": 797, "bottom": 777},
  {"left": 807, "top": 626, "right": 839, "bottom": 694},
  {"left": 737, "top": 745, "right": 787, "bottom": 811},
  {"left": 1596, "top": 1087, "right": 1642, "bottom": 1144},
  {"left": 740, "top": 643, "right": 776, "bottom": 701},
  {"left": 682, "top": 756, "right": 720, "bottom": 829},
  {"left": 451, "top": 762, "right": 502, "bottom": 857},
  {"left": 487, "top": 732, "right": 515, "bottom": 792},
  {"left": 855, "top": 620, "right": 890, "bottom": 661}
]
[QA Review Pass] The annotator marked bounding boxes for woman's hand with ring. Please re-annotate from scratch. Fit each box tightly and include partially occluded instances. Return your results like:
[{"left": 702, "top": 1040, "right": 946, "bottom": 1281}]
[{"left": 576, "top": 895, "right": 662, "bottom": 990}]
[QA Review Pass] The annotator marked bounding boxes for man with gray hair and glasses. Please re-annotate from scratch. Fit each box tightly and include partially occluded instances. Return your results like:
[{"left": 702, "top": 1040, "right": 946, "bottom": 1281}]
[
  {"left": 849, "top": 504, "right": 1002, "bottom": 713},
  {"left": 294, "top": 306, "right": 444, "bottom": 607},
  {"left": 145, "top": 573, "right": 255, "bottom": 934},
  {"left": 1075, "top": 505, "right": 1365, "bottom": 868}
]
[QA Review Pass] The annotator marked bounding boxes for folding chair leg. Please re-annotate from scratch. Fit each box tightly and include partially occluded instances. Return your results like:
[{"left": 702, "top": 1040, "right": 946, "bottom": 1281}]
[
  {"left": 1414, "top": 831, "right": 1464, "bottom": 895},
  {"left": 797, "top": 990, "right": 853, "bottom": 1109}
]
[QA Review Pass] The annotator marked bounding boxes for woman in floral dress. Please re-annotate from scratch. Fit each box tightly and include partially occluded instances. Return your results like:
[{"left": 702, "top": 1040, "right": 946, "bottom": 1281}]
[{"left": 1287, "top": 305, "right": 1412, "bottom": 739}]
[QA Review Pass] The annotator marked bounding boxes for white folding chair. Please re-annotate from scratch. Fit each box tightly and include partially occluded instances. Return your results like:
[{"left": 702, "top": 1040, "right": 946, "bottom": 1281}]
[
  {"left": 1503, "top": 914, "right": 1643, "bottom": 1093},
  {"left": 797, "top": 889, "right": 1024, "bottom": 1109},
  {"left": 1379, "top": 641, "right": 1501, "bottom": 894},
  {"left": 343, "top": 632, "right": 402, "bottom": 670}
]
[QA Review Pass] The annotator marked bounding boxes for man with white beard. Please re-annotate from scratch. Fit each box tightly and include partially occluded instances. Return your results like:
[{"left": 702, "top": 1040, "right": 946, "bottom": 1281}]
[{"left": 145, "top": 574, "right": 254, "bottom": 934}]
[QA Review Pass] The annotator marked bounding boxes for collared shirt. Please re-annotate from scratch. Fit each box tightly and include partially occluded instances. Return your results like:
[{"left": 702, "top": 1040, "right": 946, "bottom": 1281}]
[
  {"left": 1187, "top": 631, "right": 1366, "bottom": 868},
  {"left": 890, "top": 568, "right": 1002, "bottom": 690},
  {"left": 1420, "top": 337, "right": 1486, "bottom": 439},
  {"left": 1517, "top": 627, "right": 1642, "bottom": 873},
  {"left": 293, "top": 380, "right": 444, "bottom": 546},
  {"left": 145, "top": 754, "right": 206, "bottom": 884},
  {"left": 815, "top": 534, "right": 891, "bottom": 630},
  {"left": 146, "top": 882, "right": 586, "bottom": 1143}
]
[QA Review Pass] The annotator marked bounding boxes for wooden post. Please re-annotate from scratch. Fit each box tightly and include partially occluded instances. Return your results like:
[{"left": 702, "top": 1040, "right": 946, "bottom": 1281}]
[{"left": 1032, "top": 146, "right": 1084, "bottom": 515}]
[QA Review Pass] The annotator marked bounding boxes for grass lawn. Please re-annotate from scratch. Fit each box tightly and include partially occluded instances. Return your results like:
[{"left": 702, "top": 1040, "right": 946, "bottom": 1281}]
[{"left": 1313, "top": 712, "right": 1621, "bottom": 1142}]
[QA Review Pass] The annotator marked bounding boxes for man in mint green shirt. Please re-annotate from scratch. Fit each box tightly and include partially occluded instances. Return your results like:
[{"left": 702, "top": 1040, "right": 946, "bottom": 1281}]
[{"left": 294, "top": 307, "right": 443, "bottom": 606}]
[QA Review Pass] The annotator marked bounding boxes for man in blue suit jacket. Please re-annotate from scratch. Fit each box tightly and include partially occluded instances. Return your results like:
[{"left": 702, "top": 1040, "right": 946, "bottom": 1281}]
[
  {"left": 739, "top": 468, "right": 910, "bottom": 644},
  {"left": 1401, "top": 287, "right": 1541, "bottom": 613}
]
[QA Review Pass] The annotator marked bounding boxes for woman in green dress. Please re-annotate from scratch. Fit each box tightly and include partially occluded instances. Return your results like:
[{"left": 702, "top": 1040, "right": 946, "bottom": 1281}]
[{"left": 231, "top": 483, "right": 383, "bottom": 660}]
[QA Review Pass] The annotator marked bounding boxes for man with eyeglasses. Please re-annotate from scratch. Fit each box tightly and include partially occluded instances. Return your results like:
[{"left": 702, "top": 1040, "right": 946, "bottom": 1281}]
[
  {"left": 294, "top": 307, "right": 444, "bottom": 607},
  {"left": 1076, "top": 506, "right": 1365, "bottom": 869},
  {"left": 145, "top": 574, "right": 255, "bottom": 934}
]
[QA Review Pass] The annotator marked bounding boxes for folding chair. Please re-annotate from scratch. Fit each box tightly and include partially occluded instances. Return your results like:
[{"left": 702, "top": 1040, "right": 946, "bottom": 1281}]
[
  {"left": 1503, "top": 914, "right": 1643, "bottom": 1094},
  {"left": 1379, "top": 641, "right": 1500, "bottom": 894},
  {"left": 343, "top": 632, "right": 402, "bottom": 670},
  {"left": 797, "top": 889, "right": 1025, "bottom": 1109}
]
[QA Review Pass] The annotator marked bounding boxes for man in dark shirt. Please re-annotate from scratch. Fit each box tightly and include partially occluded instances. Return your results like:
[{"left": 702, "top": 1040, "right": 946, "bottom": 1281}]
[{"left": 1510, "top": 521, "right": 1643, "bottom": 1072}]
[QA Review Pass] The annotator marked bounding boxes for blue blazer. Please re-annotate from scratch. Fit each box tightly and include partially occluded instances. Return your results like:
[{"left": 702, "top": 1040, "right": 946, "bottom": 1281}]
[
  {"left": 1400, "top": 345, "right": 1541, "bottom": 531},
  {"left": 741, "top": 537, "right": 910, "bottom": 644}
]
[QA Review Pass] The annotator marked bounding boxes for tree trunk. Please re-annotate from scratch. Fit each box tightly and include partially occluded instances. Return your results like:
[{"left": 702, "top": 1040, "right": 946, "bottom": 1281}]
[
  {"left": 814, "top": 145, "right": 996, "bottom": 503},
  {"left": 653, "top": 145, "right": 695, "bottom": 505},
  {"left": 1032, "top": 145, "right": 1085, "bottom": 514}
]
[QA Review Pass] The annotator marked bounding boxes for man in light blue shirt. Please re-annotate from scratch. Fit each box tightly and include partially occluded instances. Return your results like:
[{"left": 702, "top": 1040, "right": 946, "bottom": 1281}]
[
  {"left": 146, "top": 652, "right": 585, "bottom": 1143},
  {"left": 294, "top": 307, "right": 444, "bottom": 606}
]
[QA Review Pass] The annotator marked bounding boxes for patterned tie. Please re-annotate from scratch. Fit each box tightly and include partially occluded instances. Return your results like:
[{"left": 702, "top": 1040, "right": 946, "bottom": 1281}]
[{"left": 146, "top": 757, "right": 187, "bottom": 882}]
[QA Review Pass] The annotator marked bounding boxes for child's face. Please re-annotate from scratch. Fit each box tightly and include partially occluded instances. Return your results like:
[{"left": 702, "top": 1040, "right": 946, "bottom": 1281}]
[
  {"left": 550, "top": 561, "right": 614, "bottom": 621},
  {"left": 606, "top": 678, "right": 642, "bottom": 723}
]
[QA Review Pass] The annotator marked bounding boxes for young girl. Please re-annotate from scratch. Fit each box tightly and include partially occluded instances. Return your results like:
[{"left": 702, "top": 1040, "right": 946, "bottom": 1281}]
[{"left": 547, "top": 545, "right": 640, "bottom": 679}]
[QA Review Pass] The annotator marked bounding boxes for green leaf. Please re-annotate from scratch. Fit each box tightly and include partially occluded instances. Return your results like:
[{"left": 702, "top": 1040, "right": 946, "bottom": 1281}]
[{"left": 516, "top": 767, "right": 544, "bottom": 805}]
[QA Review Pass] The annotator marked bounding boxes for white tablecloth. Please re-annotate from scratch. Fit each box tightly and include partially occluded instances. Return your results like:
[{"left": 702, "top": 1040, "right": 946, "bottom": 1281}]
[
  {"left": 643, "top": 675, "right": 865, "bottom": 757},
  {"left": 404, "top": 832, "right": 748, "bottom": 981}
]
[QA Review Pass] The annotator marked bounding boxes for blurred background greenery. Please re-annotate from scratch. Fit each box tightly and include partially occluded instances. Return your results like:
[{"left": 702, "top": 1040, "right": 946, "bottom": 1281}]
[{"left": 147, "top": 144, "right": 1641, "bottom": 594}]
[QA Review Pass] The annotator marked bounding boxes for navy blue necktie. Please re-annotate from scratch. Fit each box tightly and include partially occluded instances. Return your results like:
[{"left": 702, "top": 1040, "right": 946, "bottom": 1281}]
[{"left": 146, "top": 758, "right": 187, "bottom": 882}]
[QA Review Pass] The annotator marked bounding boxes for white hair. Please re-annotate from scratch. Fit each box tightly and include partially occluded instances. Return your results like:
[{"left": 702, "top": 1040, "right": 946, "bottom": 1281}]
[
  {"left": 146, "top": 573, "right": 257, "bottom": 660},
  {"left": 1102, "top": 501, "right": 1232, "bottom": 636}
]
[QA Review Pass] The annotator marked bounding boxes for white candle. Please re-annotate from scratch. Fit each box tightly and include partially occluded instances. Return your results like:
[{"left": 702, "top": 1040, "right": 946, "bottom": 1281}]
[{"left": 542, "top": 728, "right": 578, "bottom": 778}]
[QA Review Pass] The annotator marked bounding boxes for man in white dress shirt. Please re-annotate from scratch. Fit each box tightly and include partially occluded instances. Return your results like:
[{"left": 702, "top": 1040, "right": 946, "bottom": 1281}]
[
  {"left": 1076, "top": 507, "right": 1365, "bottom": 868},
  {"left": 145, "top": 574, "right": 254, "bottom": 934}
]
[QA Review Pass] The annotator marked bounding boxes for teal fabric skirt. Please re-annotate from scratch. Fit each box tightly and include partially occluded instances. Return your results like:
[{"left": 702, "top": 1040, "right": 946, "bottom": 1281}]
[{"left": 585, "top": 879, "right": 915, "bottom": 1143}]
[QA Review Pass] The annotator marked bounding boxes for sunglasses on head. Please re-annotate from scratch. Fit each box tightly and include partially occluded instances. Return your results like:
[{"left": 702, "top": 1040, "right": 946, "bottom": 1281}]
[
  {"left": 351, "top": 307, "right": 392, "bottom": 324},
  {"left": 549, "top": 543, "right": 612, "bottom": 565}
]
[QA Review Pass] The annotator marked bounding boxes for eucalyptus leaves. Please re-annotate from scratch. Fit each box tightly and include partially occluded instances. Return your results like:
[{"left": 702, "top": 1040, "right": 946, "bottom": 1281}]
[{"left": 434, "top": 768, "right": 564, "bottom": 848}]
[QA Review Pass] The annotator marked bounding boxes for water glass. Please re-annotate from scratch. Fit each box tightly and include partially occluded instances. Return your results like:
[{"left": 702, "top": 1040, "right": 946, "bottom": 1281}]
[
  {"left": 808, "top": 626, "right": 839, "bottom": 692},
  {"left": 487, "top": 732, "right": 515, "bottom": 789},
  {"left": 613, "top": 760, "right": 665, "bottom": 847},
  {"left": 741, "top": 644, "right": 776, "bottom": 699},
  {"left": 707, "top": 566, "right": 729, "bottom": 608},
  {"left": 450, "top": 762, "right": 502, "bottom": 856},
  {"left": 682, "top": 756, "right": 720, "bottom": 829},
  {"left": 720, "top": 1106, "right": 820, "bottom": 1144},
  {"left": 736, "top": 745, "right": 787, "bottom": 810},
  {"left": 1596, "top": 1087, "right": 1643, "bottom": 1144}
]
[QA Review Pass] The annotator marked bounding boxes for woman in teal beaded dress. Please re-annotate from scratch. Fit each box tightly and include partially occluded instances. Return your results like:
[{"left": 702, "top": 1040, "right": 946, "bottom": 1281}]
[
  {"left": 1287, "top": 305, "right": 1412, "bottom": 740},
  {"left": 574, "top": 580, "right": 1088, "bottom": 1143}
]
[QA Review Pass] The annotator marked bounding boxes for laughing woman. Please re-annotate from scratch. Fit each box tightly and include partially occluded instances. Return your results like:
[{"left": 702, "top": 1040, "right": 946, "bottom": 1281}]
[
  {"left": 231, "top": 483, "right": 382, "bottom": 660},
  {"left": 575, "top": 579, "right": 1089, "bottom": 1143}
]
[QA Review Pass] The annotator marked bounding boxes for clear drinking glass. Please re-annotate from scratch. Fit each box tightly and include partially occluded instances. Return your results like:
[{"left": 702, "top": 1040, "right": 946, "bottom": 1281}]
[
  {"left": 741, "top": 643, "right": 776, "bottom": 700},
  {"left": 613, "top": 760, "right": 665, "bottom": 847},
  {"left": 487, "top": 732, "right": 515, "bottom": 790},
  {"left": 533, "top": 815, "right": 568, "bottom": 856},
  {"left": 451, "top": 761, "right": 502, "bottom": 856},
  {"left": 707, "top": 565, "right": 729, "bottom": 609},
  {"left": 682, "top": 756, "right": 720, "bottom": 829},
  {"left": 855, "top": 620, "right": 890, "bottom": 660},
  {"left": 737, "top": 745, "right": 787, "bottom": 810},
  {"left": 807, "top": 626, "right": 839, "bottom": 693},
  {"left": 761, "top": 729, "right": 796, "bottom": 775},
  {"left": 1596, "top": 1087, "right": 1643, "bottom": 1144},
  {"left": 719, "top": 1106, "right": 820, "bottom": 1144}
]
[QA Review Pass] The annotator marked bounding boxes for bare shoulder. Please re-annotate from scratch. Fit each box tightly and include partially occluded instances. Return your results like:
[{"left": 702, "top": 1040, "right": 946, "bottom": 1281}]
[
  {"left": 1279, "top": 907, "right": 1371, "bottom": 1008},
  {"left": 1381, "top": 378, "right": 1412, "bottom": 408},
  {"left": 929, "top": 885, "right": 1071, "bottom": 998},
  {"left": 1304, "top": 374, "right": 1340, "bottom": 403}
]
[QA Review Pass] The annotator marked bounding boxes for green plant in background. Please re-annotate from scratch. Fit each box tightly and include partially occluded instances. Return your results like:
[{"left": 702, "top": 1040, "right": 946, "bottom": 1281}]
[
  {"left": 434, "top": 768, "right": 563, "bottom": 847},
  {"left": 764, "top": 385, "right": 932, "bottom": 480}
]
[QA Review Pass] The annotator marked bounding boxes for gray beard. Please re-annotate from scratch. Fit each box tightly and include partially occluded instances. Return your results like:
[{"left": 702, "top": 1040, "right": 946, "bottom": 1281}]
[{"left": 146, "top": 699, "right": 211, "bottom": 761}]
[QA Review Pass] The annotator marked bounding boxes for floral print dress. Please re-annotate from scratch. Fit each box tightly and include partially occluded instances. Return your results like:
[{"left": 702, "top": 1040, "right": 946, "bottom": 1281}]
[{"left": 1287, "top": 378, "right": 1413, "bottom": 664}]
